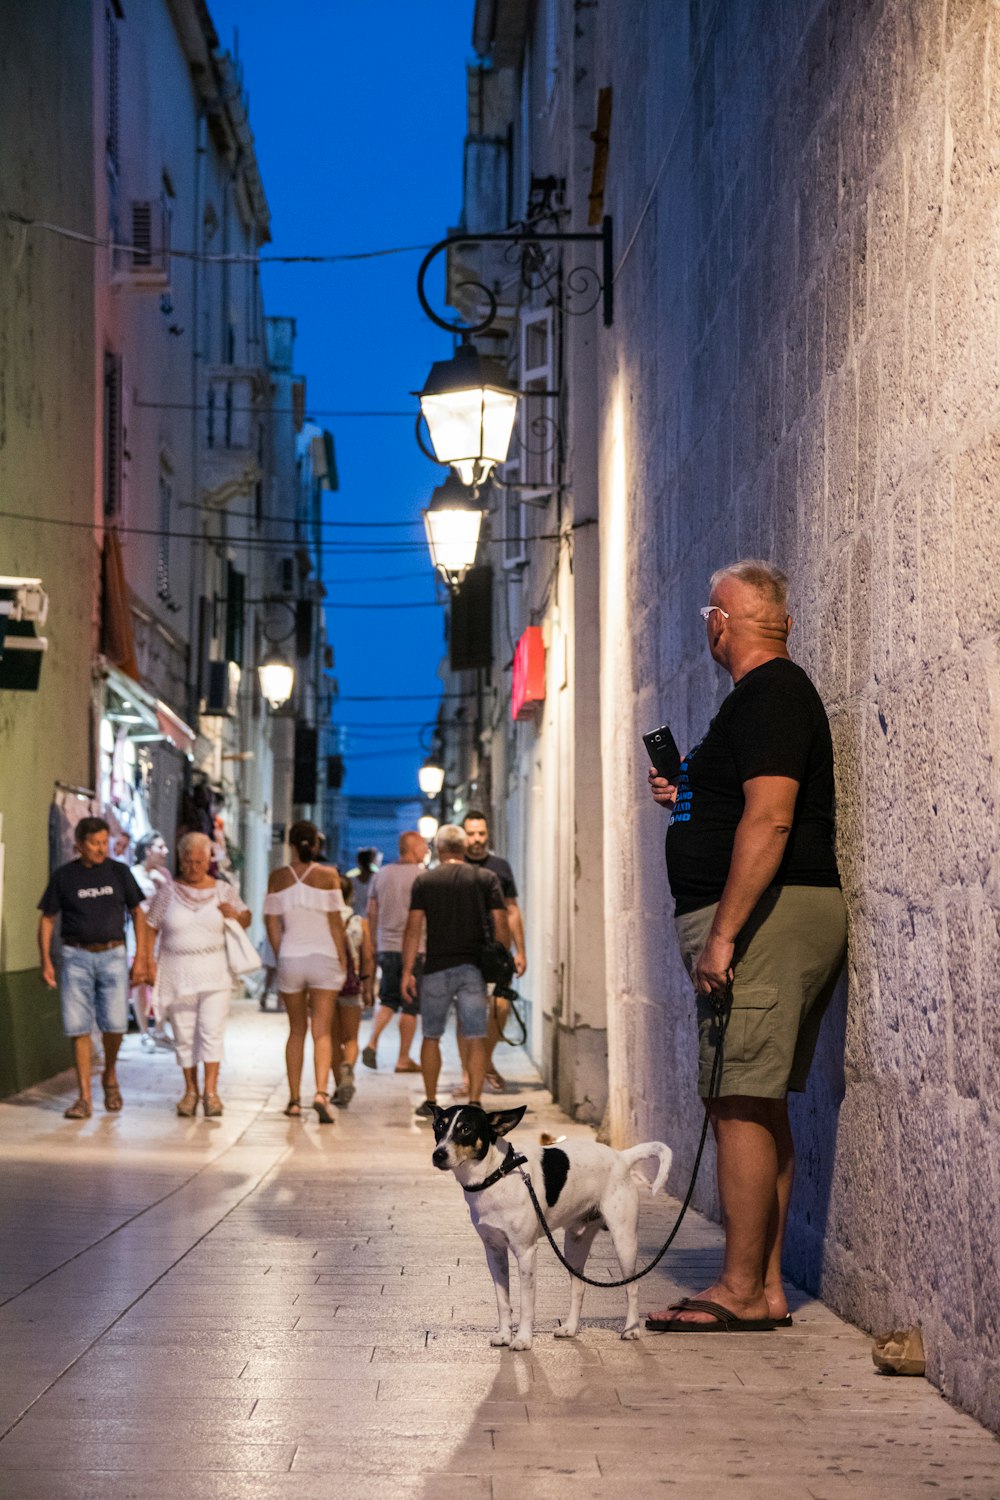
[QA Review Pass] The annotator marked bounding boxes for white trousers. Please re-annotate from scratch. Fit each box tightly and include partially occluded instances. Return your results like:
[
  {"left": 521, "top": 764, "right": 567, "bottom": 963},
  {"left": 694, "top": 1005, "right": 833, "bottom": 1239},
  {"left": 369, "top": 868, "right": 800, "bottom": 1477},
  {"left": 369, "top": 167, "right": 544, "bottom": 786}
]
[{"left": 166, "top": 988, "right": 230, "bottom": 1067}]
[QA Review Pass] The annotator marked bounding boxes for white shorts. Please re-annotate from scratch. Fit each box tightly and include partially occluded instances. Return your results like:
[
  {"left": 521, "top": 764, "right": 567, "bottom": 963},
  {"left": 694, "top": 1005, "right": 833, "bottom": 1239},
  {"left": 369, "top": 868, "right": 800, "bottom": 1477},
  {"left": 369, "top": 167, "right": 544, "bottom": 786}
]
[{"left": 277, "top": 952, "right": 345, "bottom": 994}]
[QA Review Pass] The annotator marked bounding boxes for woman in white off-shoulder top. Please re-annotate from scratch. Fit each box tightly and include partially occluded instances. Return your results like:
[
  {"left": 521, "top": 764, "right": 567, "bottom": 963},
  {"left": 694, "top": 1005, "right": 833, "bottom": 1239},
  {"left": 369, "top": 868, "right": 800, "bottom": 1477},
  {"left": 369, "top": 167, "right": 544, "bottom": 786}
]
[{"left": 264, "top": 821, "right": 349, "bottom": 1123}]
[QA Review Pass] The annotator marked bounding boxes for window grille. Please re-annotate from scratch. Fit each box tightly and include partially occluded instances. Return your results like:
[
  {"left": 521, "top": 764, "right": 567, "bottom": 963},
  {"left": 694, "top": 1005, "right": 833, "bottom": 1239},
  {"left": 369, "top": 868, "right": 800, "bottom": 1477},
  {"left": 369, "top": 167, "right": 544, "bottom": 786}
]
[
  {"left": 105, "top": 4, "right": 120, "bottom": 173},
  {"left": 157, "top": 470, "right": 171, "bottom": 601}
]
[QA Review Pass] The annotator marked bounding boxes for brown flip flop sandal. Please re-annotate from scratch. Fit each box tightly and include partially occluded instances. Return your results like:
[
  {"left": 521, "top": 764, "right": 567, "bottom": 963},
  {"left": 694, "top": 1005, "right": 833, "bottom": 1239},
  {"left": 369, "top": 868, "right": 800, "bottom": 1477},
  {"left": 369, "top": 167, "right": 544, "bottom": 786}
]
[
  {"left": 64, "top": 1097, "right": 92, "bottom": 1120},
  {"left": 102, "top": 1078, "right": 123, "bottom": 1112}
]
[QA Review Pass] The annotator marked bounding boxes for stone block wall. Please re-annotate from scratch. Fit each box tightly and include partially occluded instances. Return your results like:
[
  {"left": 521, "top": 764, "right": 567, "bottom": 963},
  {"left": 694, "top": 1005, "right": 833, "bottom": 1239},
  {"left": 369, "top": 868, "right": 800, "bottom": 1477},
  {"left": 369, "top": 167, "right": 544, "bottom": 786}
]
[{"left": 594, "top": 0, "right": 999, "bottom": 1430}]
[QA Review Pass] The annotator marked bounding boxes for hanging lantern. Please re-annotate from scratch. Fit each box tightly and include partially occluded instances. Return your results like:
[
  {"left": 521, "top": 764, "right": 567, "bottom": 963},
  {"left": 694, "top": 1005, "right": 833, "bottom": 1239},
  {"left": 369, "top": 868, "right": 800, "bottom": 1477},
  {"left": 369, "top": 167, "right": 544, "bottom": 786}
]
[
  {"left": 257, "top": 651, "right": 294, "bottom": 709},
  {"left": 422, "top": 474, "right": 486, "bottom": 589},
  {"left": 418, "top": 758, "right": 445, "bottom": 798},
  {"left": 417, "top": 342, "right": 519, "bottom": 488}
]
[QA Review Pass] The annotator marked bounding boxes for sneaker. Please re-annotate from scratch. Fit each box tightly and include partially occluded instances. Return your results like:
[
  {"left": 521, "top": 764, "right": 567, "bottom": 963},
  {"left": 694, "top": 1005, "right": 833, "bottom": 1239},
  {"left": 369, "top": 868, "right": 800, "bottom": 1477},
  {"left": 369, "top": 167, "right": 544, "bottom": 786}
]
[
  {"left": 413, "top": 1099, "right": 437, "bottom": 1120},
  {"left": 333, "top": 1063, "right": 355, "bottom": 1107},
  {"left": 361, "top": 1044, "right": 377, "bottom": 1070},
  {"left": 140, "top": 1033, "right": 156, "bottom": 1053}
]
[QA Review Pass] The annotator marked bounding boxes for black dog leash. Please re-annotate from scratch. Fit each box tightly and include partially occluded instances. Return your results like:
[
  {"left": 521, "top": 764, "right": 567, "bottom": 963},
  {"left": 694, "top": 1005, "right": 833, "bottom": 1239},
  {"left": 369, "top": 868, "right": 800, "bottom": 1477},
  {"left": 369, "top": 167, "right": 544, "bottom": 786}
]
[{"left": 513, "top": 985, "right": 733, "bottom": 1289}]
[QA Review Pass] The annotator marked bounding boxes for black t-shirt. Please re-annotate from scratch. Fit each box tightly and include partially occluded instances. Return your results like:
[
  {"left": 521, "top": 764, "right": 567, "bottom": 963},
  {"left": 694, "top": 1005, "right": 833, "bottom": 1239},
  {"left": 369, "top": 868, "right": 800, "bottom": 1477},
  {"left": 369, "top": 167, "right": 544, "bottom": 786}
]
[
  {"left": 38, "top": 857, "right": 145, "bottom": 945},
  {"left": 410, "top": 861, "right": 505, "bottom": 976},
  {"left": 665, "top": 658, "right": 841, "bottom": 916},
  {"left": 465, "top": 851, "right": 518, "bottom": 901}
]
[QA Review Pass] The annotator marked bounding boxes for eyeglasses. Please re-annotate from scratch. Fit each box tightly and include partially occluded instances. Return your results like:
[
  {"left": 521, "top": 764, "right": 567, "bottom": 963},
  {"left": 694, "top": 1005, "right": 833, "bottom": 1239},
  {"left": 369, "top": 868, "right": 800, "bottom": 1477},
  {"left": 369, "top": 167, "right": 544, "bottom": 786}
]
[{"left": 699, "top": 605, "right": 730, "bottom": 621}]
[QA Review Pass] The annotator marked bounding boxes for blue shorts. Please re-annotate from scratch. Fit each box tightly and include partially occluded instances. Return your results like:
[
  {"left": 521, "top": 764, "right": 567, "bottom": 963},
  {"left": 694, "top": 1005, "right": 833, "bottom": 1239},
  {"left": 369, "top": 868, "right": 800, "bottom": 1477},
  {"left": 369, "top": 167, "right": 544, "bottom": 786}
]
[
  {"left": 60, "top": 945, "right": 130, "bottom": 1036},
  {"left": 377, "top": 951, "right": 422, "bottom": 1017},
  {"left": 420, "top": 963, "right": 487, "bottom": 1041}
]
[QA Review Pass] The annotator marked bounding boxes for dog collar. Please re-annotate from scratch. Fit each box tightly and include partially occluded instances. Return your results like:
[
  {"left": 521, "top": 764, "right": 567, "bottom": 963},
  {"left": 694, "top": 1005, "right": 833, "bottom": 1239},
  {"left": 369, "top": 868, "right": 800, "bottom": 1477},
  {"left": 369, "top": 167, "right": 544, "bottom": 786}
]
[{"left": 463, "top": 1144, "right": 527, "bottom": 1194}]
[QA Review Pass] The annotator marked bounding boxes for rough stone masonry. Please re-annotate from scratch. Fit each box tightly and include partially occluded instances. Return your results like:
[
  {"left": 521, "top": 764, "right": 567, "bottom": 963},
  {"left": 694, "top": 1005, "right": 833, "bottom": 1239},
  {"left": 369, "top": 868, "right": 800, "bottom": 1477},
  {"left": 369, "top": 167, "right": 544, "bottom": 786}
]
[{"left": 593, "top": 0, "right": 999, "bottom": 1432}]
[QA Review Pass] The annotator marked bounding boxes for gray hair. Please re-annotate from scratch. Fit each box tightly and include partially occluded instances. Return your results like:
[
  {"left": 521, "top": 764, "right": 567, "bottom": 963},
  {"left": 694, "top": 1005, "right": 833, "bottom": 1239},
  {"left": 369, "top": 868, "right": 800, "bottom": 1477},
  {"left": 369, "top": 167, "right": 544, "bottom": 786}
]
[
  {"left": 177, "top": 831, "right": 212, "bottom": 858},
  {"left": 435, "top": 824, "right": 467, "bottom": 858},
  {"left": 710, "top": 559, "right": 788, "bottom": 611}
]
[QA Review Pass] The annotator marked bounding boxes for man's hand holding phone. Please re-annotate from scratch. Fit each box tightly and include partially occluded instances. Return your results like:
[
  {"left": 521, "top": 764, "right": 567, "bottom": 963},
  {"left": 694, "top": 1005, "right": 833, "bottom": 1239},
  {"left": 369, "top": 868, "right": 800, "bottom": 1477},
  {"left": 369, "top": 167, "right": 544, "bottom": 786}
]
[{"left": 648, "top": 766, "right": 678, "bottom": 809}]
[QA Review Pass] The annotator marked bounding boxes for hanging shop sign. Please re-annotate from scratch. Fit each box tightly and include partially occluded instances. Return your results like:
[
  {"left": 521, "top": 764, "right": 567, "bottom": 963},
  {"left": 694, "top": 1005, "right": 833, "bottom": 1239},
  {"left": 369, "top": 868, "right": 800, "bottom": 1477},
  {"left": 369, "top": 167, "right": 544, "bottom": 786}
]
[{"left": 511, "top": 626, "right": 545, "bottom": 721}]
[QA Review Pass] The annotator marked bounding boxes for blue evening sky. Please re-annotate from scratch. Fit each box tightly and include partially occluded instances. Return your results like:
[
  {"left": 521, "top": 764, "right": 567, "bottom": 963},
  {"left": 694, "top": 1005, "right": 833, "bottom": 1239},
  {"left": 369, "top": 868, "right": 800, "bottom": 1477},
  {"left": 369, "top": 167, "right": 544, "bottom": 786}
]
[{"left": 208, "top": 0, "right": 473, "bottom": 796}]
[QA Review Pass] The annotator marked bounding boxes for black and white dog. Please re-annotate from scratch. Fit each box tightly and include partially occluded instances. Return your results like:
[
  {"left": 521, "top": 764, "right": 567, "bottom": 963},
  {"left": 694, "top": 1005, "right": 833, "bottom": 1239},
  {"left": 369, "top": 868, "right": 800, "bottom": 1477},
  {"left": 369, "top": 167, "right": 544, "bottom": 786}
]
[{"left": 431, "top": 1104, "right": 672, "bottom": 1350}]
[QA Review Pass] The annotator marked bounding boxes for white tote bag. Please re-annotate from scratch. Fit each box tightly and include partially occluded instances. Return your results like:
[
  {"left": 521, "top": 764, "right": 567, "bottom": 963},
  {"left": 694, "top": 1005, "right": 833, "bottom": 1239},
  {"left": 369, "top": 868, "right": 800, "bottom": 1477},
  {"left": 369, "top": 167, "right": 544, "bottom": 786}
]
[{"left": 223, "top": 916, "right": 262, "bottom": 976}]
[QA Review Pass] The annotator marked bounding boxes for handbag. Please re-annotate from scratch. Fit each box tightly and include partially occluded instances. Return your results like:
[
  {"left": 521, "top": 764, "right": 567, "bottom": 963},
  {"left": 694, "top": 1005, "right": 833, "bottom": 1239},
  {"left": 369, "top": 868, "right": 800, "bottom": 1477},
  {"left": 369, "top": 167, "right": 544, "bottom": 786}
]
[
  {"left": 474, "top": 871, "right": 516, "bottom": 990},
  {"left": 220, "top": 896, "right": 263, "bottom": 976}
]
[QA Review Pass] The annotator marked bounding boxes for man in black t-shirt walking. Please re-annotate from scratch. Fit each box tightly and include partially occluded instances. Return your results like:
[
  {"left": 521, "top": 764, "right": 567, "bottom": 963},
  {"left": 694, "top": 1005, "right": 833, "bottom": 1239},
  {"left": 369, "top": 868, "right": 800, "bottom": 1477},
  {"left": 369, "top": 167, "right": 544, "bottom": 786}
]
[
  {"left": 38, "top": 817, "right": 149, "bottom": 1119},
  {"left": 462, "top": 810, "right": 525, "bottom": 1094},
  {"left": 646, "top": 561, "right": 847, "bottom": 1335},
  {"left": 401, "top": 824, "right": 509, "bottom": 1117}
]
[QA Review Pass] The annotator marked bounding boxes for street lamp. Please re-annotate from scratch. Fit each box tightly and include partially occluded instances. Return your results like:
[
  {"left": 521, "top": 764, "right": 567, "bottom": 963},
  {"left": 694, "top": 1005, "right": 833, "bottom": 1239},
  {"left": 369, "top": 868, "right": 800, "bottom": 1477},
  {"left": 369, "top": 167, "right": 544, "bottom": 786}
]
[
  {"left": 422, "top": 474, "right": 486, "bottom": 590},
  {"left": 257, "top": 650, "right": 294, "bottom": 710},
  {"left": 418, "top": 758, "right": 445, "bottom": 799},
  {"left": 416, "top": 342, "right": 519, "bottom": 488},
  {"left": 418, "top": 813, "right": 439, "bottom": 842}
]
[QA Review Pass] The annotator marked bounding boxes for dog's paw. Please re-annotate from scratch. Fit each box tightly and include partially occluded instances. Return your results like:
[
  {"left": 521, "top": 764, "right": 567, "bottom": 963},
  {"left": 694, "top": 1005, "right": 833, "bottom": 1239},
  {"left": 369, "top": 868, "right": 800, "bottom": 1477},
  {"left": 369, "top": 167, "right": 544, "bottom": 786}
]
[
  {"left": 490, "top": 1332, "right": 512, "bottom": 1347},
  {"left": 510, "top": 1333, "right": 533, "bottom": 1351},
  {"left": 553, "top": 1324, "right": 577, "bottom": 1339},
  {"left": 620, "top": 1325, "right": 641, "bottom": 1340}
]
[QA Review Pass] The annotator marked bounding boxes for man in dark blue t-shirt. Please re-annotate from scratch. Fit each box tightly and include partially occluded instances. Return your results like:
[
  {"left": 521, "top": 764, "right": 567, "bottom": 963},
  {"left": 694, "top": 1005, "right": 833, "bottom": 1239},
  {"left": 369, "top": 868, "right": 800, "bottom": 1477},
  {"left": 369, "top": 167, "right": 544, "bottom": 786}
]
[
  {"left": 38, "top": 816, "right": 149, "bottom": 1119},
  {"left": 645, "top": 562, "right": 847, "bottom": 1337}
]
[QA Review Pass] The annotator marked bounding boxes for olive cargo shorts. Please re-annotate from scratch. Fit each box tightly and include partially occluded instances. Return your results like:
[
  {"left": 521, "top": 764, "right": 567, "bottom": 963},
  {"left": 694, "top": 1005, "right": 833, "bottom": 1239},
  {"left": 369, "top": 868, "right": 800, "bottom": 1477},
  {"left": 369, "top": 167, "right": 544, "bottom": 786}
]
[{"left": 675, "top": 885, "right": 848, "bottom": 1099}]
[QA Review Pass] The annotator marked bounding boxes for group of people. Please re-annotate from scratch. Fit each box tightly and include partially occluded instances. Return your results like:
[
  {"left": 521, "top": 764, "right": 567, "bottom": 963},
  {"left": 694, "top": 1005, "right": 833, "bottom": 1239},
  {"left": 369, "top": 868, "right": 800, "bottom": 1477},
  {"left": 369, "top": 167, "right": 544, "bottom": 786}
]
[{"left": 37, "top": 806, "right": 526, "bottom": 1126}]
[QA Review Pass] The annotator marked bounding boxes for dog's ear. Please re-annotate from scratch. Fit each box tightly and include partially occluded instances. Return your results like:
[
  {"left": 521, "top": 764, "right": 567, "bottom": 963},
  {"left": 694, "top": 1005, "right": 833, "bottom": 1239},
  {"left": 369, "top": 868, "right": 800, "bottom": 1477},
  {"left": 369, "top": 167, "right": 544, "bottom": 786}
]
[
  {"left": 487, "top": 1105, "right": 527, "bottom": 1137},
  {"left": 430, "top": 1103, "right": 445, "bottom": 1121}
]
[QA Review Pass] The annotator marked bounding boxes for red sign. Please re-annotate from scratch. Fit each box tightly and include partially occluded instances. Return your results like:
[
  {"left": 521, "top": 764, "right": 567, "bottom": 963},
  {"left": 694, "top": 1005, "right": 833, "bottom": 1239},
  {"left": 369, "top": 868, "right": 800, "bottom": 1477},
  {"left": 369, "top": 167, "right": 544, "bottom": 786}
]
[{"left": 511, "top": 626, "right": 545, "bottom": 720}]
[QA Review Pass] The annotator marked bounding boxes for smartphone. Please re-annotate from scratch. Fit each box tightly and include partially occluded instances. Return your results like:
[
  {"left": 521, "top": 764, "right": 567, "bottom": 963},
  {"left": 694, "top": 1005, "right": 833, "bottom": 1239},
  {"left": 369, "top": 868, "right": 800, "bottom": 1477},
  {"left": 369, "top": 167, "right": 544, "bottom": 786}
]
[{"left": 642, "top": 723, "right": 682, "bottom": 782}]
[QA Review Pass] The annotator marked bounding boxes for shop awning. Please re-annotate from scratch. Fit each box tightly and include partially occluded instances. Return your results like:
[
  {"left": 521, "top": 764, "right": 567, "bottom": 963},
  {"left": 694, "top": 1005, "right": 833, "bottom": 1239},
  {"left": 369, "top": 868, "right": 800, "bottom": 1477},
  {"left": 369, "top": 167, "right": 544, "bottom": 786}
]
[
  {"left": 98, "top": 660, "right": 195, "bottom": 758},
  {"left": 156, "top": 700, "right": 196, "bottom": 756}
]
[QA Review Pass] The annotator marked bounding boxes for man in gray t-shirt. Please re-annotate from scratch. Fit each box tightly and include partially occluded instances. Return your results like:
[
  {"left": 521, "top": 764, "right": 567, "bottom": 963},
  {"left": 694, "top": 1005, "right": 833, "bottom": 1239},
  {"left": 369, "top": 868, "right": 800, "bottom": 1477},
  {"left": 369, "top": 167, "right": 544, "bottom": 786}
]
[{"left": 362, "top": 831, "right": 428, "bottom": 1073}]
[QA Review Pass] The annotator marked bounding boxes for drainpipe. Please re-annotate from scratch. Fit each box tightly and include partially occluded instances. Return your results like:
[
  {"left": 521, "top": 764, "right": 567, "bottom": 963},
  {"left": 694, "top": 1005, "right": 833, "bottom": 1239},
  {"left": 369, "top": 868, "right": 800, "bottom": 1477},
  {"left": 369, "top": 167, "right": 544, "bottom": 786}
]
[{"left": 186, "top": 108, "right": 207, "bottom": 735}]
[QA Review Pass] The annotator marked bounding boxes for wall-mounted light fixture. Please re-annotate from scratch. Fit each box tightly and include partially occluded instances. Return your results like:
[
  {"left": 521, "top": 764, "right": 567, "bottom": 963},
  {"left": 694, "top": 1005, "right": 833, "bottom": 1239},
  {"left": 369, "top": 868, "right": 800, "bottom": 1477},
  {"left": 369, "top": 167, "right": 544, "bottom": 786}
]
[
  {"left": 417, "top": 757, "right": 445, "bottom": 799},
  {"left": 257, "top": 650, "right": 295, "bottom": 710},
  {"left": 422, "top": 474, "right": 486, "bottom": 590},
  {"left": 417, "top": 813, "right": 439, "bottom": 842},
  {"left": 416, "top": 341, "right": 519, "bottom": 488}
]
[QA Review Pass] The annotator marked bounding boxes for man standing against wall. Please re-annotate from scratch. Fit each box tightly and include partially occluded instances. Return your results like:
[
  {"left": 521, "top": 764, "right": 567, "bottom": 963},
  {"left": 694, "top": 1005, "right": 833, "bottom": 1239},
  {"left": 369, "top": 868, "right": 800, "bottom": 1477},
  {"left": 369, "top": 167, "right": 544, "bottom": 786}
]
[
  {"left": 401, "top": 825, "right": 509, "bottom": 1117},
  {"left": 462, "top": 809, "right": 525, "bottom": 1093},
  {"left": 37, "top": 817, "right": 149, "bottom": 1119},
  {"left": 646, "top": 561, "right": 847, "bottom": 1333},
  {"left": 363, "top": 829, "right": 428, "bottom": 1073}
]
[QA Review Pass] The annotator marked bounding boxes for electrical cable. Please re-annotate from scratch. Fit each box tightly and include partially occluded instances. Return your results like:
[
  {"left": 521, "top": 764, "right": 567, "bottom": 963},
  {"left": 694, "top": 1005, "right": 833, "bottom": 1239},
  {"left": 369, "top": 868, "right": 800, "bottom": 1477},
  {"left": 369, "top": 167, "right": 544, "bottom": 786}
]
[{"left": 2, "top": 210, "right": 433, "bottom": 265}]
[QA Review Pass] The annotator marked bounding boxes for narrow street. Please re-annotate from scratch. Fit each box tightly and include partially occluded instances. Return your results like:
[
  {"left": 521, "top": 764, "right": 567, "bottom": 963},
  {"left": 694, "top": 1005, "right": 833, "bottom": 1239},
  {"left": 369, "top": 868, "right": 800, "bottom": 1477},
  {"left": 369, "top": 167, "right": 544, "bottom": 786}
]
[{"left": 0, "top": 1003, "right": 995, "bottom": 1500}]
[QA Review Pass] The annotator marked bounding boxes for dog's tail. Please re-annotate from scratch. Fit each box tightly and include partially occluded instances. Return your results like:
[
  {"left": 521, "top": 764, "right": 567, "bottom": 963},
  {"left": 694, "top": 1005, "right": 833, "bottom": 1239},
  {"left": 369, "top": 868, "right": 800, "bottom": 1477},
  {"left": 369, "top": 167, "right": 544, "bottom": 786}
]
[{"left": 621, "top": 1142, "right": 673, "bottom": 1196}]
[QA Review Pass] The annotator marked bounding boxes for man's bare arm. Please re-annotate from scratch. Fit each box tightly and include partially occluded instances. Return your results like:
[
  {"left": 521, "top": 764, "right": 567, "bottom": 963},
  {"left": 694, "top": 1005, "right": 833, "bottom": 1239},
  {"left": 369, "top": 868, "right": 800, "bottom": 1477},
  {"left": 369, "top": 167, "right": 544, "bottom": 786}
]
[
  {"left": 491, "top": 906, "right": 511, "bottom": 949},
  {"left": 38, "top": 914, "right": 57, "bottom": 988},
  {"left": 693, "top": 775, "right": 798, "bottom": 994}
]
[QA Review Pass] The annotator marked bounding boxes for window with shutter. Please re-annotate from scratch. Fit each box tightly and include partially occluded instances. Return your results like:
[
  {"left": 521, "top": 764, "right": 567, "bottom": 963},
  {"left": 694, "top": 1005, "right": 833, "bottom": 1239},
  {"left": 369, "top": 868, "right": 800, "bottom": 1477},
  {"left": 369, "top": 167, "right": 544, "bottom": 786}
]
[
  {"left": 157, "top": 469, "right": 171, "bottom": 601},
  {"left": 103, "top": 353, "right": 123, "bottom": 519},
  {"left": 105, "top": 4, "right": 120, "bottom": 174},
  {"left": 517, "top": 306, "right": 557, "bottom": 497}
]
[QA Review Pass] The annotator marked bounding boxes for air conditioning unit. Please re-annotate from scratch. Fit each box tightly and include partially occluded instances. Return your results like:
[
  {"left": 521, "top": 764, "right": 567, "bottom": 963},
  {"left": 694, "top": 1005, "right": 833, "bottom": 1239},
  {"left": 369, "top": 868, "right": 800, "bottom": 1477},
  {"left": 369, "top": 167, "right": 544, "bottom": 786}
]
[
  {"left": 203, "top": 659, "right": 240, "bottom": 717},
  {"left": 116, "top": 199, "right": 170, "bottom": 288},
  {"left": 0, "top": 577, "right": 49, "bottom": 692}
]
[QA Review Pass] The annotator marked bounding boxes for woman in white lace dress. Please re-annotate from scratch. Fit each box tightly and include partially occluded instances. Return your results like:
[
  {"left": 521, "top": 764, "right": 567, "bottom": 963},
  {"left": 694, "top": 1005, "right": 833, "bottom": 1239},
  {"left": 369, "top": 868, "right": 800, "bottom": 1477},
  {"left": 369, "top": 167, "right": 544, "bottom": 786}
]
[
  {"left": 146, "top": 831, "right": 251, "bottom": 1117},
  {"left": 264, "top": 821, "right": 348, "bottom": 1124}
]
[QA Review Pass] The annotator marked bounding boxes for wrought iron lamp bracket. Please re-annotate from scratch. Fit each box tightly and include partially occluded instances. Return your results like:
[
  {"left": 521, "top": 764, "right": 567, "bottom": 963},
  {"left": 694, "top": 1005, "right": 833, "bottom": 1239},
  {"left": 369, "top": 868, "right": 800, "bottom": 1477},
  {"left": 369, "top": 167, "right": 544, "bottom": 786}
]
[{"left": 416, "top": 216, "right": 614, "bottom": 335}]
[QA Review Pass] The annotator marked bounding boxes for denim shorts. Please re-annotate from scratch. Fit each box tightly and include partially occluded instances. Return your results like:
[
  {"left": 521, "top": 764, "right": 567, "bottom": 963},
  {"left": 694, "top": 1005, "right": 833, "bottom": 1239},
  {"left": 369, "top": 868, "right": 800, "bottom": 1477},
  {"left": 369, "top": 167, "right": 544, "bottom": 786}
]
[
  {"left": 60, "top": 945, "right": 130, "bottom": 1036},
  {"left": 377, "top": 951, "right": 422, "bottom": 1017},
  {"left": 420, "top": 963, "right": 487, "bottom": 1040}
]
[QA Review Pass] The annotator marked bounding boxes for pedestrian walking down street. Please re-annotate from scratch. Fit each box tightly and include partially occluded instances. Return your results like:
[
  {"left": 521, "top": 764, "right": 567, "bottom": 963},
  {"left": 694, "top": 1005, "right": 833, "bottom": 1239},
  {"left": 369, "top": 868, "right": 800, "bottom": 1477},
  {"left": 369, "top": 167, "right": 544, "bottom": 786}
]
[
  {"left": 362, "top": 830, "right": 428, "bottom": 1074},
  {"left": 331, "top": 874, "right": 375, "bottom": 1106},
  {"left": 129, "top": 830, "right": 171, "bottom": 1051},
  {"left": 461, "top": 809, "right": 526, "bottom": 1094},
  {"left": 646, "top": 560, "right": 847, "bottom": 1335},
  {"left": 37, "top": 816, "right": 150, "bottom": 1119},
  {"left": 346, "top": 847, "right": 381, "bottom": 918},
  {"left": 401, "top": 824, "right": 509, "bottom": 1116},
  {"left": 264, "top": 821, "right": 349, "bottom": 1124},
  {"left": 145, "top": 832, "right": 251, "bottom": 1119}
]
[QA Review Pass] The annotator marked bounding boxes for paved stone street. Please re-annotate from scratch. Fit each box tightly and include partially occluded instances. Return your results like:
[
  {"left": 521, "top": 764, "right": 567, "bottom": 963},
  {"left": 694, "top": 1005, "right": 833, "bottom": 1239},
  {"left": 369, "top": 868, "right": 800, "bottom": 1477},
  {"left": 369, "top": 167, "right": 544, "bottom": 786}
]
[{"left": 0, "top": 999, "right": 996, "bottom": 1500}]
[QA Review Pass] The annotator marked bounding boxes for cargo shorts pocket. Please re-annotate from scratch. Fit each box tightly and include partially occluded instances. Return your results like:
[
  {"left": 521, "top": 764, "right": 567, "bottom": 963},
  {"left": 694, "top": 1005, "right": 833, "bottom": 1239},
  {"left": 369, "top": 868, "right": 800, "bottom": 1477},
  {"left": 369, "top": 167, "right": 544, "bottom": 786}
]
[{"left": 723, "top": 985, "right": 782, "bottom": 1081}]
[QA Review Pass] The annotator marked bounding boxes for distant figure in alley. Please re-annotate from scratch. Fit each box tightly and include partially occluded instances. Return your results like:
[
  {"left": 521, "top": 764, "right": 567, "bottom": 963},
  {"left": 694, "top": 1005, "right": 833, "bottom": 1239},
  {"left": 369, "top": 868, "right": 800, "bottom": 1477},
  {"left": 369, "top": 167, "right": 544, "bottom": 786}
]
[
  {"left": 363, "top": 829, "right": 429, "bottom": 1074},
  {"left": 646, "top": 560, "right": 847, "bottom": 1335},
  {"left": 37, "top": 816, "right": 149, "bottom": 1119}
]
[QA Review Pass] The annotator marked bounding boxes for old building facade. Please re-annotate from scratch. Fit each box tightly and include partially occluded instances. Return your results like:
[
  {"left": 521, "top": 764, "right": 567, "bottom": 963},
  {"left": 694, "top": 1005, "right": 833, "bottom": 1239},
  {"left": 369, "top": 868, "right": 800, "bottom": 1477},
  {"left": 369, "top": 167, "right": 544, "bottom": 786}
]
[
  {"left": 436, "top": 0, "right": 999, "bottom": 1432},
  {"left": 0, "top": 0, "right": 331, "bottom": 1093}
]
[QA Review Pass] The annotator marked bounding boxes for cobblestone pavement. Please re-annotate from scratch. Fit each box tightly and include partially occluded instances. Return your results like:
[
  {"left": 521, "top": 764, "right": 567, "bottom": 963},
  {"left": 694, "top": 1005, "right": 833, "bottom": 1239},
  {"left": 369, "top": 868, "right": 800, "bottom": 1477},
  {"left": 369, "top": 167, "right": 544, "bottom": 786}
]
[{"left": 0, "top": 999, "right": 996, "bottom": 1500}]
